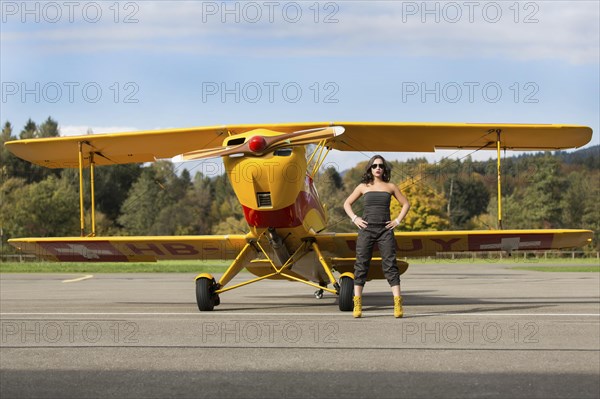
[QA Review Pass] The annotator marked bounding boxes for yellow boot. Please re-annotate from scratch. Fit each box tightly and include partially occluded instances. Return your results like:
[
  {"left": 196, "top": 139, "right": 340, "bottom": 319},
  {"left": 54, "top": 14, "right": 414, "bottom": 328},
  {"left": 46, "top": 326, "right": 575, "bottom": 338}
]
[
  {"left": 394, "top": 296, "right": 403, "bottom": 318},
  {"left": 353, "top": 296, "right": 362, "bottom": 318}
]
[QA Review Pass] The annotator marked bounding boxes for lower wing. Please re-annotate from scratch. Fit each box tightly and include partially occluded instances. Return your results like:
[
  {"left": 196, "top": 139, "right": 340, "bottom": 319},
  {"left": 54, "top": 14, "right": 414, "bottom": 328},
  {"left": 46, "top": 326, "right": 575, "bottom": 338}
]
[
  {"left": 8, "top": 229, "right": 592, "bottom": 265},
  {"left": 8, "top": 235, "right": 250, "bottom": 262},
  {"left": 315, "top": 229, "right": 593, "bottom": 259}
]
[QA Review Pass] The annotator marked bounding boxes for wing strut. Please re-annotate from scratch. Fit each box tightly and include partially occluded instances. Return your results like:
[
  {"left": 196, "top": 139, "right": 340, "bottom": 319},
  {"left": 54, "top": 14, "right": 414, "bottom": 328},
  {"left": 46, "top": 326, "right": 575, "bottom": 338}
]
[
  {"left": 77, "top": 141, "right": 97, "bottom": 237},
  {"left": 306, "top": 139, "right": 333, "bottom": 178},
  {"left": 78, "top": 142, "right": 85, "bottom": 236},
  {"left": 89, "top": 152, "right": 97, "bottom": 237},
  {"left": 496, "top": 130, "right": 503, "bottom": 230}
]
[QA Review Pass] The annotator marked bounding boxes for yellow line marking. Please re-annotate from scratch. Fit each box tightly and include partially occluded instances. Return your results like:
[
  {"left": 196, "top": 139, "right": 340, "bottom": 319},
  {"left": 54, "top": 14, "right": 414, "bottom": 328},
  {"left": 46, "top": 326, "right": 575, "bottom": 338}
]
[{"left": 62, "top": 275, "right": 94, "bottom": 283}]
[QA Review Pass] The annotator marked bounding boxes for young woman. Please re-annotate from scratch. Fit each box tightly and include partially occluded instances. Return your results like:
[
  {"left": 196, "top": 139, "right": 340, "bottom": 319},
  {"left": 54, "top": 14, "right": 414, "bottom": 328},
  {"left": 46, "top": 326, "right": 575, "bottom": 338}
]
[{"left": 343, "top": 155, "right": 410, "bottom": 318}]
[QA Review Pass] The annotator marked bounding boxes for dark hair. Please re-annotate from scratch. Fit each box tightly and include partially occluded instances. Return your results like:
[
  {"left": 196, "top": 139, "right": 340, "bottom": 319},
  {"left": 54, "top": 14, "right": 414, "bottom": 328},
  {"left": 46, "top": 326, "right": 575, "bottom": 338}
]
[{"left": 361, "top": 155, "right": 391, "bottom": 184}]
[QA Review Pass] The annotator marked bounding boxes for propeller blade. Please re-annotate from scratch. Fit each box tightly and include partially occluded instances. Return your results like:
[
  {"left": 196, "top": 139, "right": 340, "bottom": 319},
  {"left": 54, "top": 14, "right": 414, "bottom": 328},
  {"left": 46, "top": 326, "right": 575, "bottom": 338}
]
[{"left": 178, "top": 126, "right": 344, "bottom": 161}]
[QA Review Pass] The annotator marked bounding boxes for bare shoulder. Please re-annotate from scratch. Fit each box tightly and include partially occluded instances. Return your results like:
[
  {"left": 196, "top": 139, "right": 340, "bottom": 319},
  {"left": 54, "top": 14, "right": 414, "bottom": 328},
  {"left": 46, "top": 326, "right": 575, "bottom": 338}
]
[
  {"left": 354, "top": 183, "right": 368, "bottom": 192},
  {"left": 388, "top": 183, "right": 409, "bottom": 204},
  {"left": 387, "top": 182, "right": 401, "bottom": 193},
  {"left": 346, "top": 183, "right": 367, "bottom": 202}
]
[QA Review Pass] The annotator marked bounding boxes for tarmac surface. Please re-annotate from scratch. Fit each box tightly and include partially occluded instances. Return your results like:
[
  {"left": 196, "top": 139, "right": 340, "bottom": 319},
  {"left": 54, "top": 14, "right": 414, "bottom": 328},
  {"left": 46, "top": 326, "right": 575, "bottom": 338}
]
[{"left": 1, "top": 262, "right": 599, "bottom": 398}]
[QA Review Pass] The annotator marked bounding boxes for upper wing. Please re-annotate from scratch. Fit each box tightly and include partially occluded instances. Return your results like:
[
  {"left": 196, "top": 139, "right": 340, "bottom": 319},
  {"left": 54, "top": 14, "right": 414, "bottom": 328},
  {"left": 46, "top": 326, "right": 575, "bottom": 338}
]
[
  {"left": 327, "top": 122, "right": 593, "bottom": 152},
  {"left": 4, "top": 122, "right": 331, "bottom": 168},
  {"left": 315, "top": 229, "right": 594, "bottom": 259},
  {"left": 4, "top": 125, "right": 231, "bottom": 168},
  {"left": 4, "top": 122, "right": 592, "bottom": 168},
  {"left": 8, "top": 235, "right": 250, "bottom": 262}
]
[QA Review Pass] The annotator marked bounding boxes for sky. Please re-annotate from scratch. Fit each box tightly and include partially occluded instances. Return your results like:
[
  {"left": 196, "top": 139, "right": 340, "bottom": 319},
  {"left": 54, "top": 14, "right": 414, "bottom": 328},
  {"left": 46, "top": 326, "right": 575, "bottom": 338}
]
[{"left": 1, "top": 0, "right": 599, "bottom": 176}]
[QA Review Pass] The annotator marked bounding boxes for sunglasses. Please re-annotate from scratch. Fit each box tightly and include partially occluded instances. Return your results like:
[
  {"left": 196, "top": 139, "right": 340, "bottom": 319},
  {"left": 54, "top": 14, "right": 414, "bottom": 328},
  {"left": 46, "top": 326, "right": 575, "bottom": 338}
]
[{"left": 371, "top": 163, "right": 384, "bottom": 170}]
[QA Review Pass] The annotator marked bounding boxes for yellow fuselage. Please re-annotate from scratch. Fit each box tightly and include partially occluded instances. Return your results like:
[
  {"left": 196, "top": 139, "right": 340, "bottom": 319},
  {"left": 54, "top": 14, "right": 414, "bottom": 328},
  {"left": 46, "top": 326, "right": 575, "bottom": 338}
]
[
  {"left": 222, "top": 129, "right": 329, "bottom": 281},
  {"left": 223, "top": 129, "right": 327, "bottom": 235}
]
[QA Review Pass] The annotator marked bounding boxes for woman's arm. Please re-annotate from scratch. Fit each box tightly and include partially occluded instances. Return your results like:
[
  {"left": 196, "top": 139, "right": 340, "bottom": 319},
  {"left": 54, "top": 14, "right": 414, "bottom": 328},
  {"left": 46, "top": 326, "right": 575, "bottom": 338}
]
[
  {"left": 343, "top": 185, "right": 368, "bottom": 229},
  {"left": 386, "top": 184, "right": 410, "bottom": 229}
]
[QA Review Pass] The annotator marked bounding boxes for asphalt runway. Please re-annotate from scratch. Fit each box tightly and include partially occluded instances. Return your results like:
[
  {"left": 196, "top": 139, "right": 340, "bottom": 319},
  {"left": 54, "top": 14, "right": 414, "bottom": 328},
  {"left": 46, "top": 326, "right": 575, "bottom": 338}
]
[{"left": 1, "top": 262, "right": 599, "bottom": 398}]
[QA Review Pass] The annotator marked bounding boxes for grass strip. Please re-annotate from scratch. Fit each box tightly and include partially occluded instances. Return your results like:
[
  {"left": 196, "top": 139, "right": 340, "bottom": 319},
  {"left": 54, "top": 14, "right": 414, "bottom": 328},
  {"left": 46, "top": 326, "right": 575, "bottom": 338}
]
[
  {"left": 1, "top": 259, "right": 598, "bottom": 273},
  {"left": 510, "top": 266, "right": 599, "bottom": 272},
  {"left": 0, "top": 260, "right": 231, "bottom": 273},
  {"left": 407, "top": 257, "right": 599, "bottom": 265}
]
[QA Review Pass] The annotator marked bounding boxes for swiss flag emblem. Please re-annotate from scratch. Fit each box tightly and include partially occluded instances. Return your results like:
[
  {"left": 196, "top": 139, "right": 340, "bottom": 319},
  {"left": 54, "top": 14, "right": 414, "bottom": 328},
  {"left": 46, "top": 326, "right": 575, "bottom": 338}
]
[
  {"left": 468, "top": 234, "right": 553, "bottom": 251},
  {"left": 40, "top": 241, "right": 128, "bottom": 262}
]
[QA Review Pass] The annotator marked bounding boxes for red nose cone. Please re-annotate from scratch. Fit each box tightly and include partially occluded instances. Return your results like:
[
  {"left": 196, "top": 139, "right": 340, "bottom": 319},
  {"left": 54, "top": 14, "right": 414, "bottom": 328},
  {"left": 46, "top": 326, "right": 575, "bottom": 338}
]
[{"left": 248, "top": 136, "right": 267, "bottom": 153}]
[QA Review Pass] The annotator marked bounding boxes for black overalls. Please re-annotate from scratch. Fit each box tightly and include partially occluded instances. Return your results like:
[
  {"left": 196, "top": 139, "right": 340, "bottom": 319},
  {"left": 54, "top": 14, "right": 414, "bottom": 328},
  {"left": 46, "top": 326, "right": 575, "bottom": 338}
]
[{"left": 353, "top": 191, "right": 400, "bottom": 287}]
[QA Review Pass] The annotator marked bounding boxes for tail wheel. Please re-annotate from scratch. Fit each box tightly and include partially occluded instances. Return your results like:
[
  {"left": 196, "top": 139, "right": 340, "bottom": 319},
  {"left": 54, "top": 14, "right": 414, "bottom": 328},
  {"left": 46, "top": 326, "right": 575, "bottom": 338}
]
[
  {"left": 338, "top": 276, "right": 354, "bottom": 311},
  {"left": 196, "top": 277, "right": 216, "bottom": 311}
]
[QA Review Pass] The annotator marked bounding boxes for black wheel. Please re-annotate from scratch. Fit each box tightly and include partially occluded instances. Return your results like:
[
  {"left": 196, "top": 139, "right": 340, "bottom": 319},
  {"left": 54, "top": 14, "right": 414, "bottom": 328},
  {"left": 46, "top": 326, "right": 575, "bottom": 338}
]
[
  {"left": 196, "top": 277, "right": 215, "bottom": 311},
  {"left": 338, "top": 276, "right": 354, "bottom": 311},
  {"left": 314, "top": 289, "right": 324, "bottom": 299}
]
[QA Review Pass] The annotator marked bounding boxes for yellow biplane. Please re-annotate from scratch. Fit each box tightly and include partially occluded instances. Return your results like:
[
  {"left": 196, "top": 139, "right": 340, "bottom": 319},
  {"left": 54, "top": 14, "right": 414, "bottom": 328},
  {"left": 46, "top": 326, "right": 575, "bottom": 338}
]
[{"left": 4, "top": 122, "right": 593, "bottom": 311}]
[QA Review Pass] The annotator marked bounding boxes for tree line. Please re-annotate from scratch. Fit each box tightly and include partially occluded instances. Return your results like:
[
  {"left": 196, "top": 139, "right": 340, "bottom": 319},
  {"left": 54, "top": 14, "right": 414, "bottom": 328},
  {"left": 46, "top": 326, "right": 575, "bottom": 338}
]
[{"left": 1, "top": 118, "right": 598, "bottom": 253}]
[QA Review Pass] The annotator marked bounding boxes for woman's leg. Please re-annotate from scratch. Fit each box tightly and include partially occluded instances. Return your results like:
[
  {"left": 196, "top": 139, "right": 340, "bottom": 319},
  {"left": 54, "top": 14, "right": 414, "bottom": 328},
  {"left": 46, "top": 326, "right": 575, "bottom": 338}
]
[
  {"left": 354, "top": 284, "right": 364, "bottom": 297},
  {"left": 379, "top": 229, "right": 400, "bottom": 288},
  {"left": 353, "top": 229, "right": 374, "bottom": 294},
  {"left": 378, "top": 229, "right": 403, "bottom": 317},
  {"left": 353, "top": 229, "right": 374, "bottom": 318}
]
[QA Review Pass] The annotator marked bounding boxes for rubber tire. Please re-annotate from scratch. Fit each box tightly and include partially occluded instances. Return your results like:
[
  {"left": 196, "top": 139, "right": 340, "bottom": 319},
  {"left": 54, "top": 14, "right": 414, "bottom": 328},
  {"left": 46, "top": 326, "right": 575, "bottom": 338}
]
[
  {"left": 338, "top": 276, "right": 354, "bottom": 311},
  {"left": 196, "top": 278, "right": 215, "bottom": 311}
]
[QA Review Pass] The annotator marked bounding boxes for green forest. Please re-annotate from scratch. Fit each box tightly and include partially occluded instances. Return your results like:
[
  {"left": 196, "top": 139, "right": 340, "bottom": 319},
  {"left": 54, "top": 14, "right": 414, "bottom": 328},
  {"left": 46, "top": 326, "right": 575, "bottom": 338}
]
[{"left": 1, "top": 117, "right": 599, "bottom": 254}]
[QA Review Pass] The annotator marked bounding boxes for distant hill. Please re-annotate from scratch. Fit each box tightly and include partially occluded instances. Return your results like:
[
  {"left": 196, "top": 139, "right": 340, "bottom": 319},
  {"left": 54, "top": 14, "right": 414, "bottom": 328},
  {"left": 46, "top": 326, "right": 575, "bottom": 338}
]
[
  {"left": 554, "top": 145, "right": 600, "bottom": 169},
  {"left": 338, "top": 145, "right": 600, "bottom": 176},
  {"left": 494, "top": 144, "right": 599, "bottom": 167}
]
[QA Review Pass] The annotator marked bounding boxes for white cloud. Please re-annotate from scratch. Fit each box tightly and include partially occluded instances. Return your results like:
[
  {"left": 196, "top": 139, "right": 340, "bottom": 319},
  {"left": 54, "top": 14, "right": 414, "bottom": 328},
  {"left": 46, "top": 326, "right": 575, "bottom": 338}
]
[{"left": 2, "top": 1, "right": 598, "bottom": 64}]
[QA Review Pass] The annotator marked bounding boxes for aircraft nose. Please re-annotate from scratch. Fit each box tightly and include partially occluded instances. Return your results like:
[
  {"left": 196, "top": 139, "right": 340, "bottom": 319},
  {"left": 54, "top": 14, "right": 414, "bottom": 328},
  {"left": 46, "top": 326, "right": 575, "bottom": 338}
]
[{"left": 248, "top": 136, "right": 267, "bottom": 153}]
